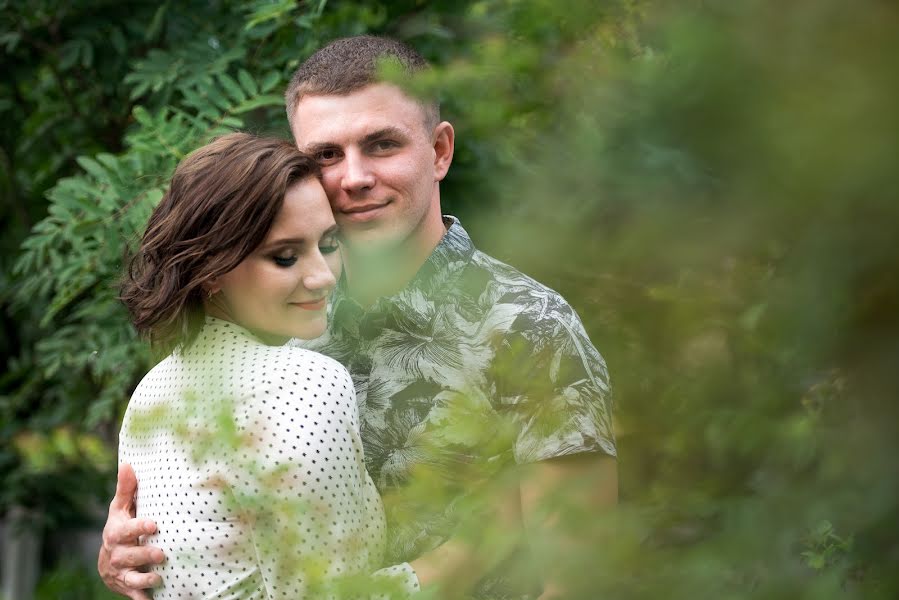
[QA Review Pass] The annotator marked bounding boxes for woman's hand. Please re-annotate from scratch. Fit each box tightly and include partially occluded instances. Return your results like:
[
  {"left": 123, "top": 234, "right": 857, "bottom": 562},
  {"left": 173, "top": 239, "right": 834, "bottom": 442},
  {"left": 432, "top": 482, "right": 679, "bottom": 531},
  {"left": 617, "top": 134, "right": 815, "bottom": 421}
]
[{"left": 97, "top": 464, "right": 165, "bottom": 599}]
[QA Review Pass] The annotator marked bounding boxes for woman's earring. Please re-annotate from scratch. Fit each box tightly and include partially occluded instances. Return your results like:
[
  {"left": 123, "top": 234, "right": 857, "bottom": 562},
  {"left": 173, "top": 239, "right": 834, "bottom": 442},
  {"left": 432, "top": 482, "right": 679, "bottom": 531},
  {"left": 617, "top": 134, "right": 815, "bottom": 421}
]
[{"left": 207, "top": 289, "right": 214, "bottom": 299}]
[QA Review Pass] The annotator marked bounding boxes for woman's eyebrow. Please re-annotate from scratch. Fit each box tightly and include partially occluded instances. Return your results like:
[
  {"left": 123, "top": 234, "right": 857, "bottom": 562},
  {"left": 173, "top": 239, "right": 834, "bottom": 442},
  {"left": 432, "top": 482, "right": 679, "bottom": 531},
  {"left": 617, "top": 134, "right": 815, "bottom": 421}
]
[
  {"left": 262, "top": 237, "right": 306, "bottom": 249},
  {"left": 263, "top": 225, "right": 339, "bottom": 249}
]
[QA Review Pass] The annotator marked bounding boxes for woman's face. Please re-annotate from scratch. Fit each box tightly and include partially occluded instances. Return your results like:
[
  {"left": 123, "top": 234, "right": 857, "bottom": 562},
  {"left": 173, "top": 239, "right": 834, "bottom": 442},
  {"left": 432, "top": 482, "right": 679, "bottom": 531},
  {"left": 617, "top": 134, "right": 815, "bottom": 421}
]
[{"left": 207, "top": 177, "right": 341, "bottom": 344}]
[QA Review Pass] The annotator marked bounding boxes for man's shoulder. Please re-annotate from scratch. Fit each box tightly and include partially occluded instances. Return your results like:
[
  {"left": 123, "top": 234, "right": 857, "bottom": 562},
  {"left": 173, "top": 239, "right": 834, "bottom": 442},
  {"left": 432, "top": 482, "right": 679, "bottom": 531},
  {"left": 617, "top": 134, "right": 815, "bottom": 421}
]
[
  {"left": 466, "top": 248, "right": 579, "bottom": 322},
  {"left": 464, "top": 249, "right": 610, "bottom": 378}
]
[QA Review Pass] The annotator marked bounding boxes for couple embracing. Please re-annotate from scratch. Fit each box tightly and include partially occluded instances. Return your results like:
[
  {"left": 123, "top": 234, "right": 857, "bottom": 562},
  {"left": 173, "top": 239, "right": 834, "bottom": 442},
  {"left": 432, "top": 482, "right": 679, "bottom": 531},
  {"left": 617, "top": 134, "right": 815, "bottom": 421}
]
[{"left": 102, "top": 35, "right": 617, "bottom": 600}]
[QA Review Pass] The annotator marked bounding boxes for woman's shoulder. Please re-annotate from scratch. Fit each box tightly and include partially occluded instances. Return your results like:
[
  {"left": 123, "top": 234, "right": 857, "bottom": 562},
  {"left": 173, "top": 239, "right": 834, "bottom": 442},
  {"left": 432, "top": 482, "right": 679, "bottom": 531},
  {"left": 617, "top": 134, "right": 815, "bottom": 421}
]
[
  {"left": 261, "top": 343, "right": 349, "bottom": 376},
  {"left": 194, "top": 318, "right": 350, "bottom": 377},
  {"left": 262, "top": 346, "right": 354, "bottom": 397},
  {"left": 239, "top": 345, "right": 357, "bottom": 419},
  {"left": 132, "top": 352, "right": 180, "bottom": 390}
]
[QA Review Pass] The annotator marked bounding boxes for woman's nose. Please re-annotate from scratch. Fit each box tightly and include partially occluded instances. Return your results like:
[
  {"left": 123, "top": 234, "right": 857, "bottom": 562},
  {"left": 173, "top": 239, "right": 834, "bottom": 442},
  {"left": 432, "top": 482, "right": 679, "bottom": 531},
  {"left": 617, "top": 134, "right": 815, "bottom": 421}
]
[{"left": 303, "top": 252, "right": 338, "bottom": 292}]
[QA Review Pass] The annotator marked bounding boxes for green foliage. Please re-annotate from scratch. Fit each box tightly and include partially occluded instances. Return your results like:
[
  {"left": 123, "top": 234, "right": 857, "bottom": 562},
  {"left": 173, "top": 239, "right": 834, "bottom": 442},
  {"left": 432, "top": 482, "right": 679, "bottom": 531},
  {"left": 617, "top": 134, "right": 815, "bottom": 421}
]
[
  {"left": 1, "top": 0, "right": 313, "bottom": 528},
  {"left": 2, "top": 0, "right": 898, "bottom": 598},
  {"left": 33, "top": 560, "right": 120, "bottom": 600},
  {"left": 457, "top": 1, "right": 899, "bottom": 598},
  {"left": 802, "top": 520, "right": 853, "bottom": 572}
]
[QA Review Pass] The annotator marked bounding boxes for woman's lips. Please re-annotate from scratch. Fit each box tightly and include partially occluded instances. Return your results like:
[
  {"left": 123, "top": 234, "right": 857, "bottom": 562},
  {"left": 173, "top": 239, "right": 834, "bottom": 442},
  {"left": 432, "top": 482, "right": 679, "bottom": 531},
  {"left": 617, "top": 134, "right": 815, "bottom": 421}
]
[{"left": 291, "top": 298, "right": 327, "bottom": 311}]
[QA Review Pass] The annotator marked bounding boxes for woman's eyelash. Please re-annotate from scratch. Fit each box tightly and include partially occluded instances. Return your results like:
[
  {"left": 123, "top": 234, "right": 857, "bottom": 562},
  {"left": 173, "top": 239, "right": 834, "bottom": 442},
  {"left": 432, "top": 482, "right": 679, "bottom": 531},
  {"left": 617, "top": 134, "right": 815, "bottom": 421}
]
[
  {"left": 273, "top": 240, "right": 338, "bottom": 264},
  {"left": 273, "top": 255, "right": 297, "bottom": 267}
]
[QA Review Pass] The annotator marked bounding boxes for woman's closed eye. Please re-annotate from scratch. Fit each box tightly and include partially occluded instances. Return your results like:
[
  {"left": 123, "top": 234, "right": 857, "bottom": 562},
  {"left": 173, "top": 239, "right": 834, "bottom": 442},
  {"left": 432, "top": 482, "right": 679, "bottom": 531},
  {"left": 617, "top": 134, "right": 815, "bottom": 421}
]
[{"left": 272, "top": 253, "right": 298, "bottom": 267}]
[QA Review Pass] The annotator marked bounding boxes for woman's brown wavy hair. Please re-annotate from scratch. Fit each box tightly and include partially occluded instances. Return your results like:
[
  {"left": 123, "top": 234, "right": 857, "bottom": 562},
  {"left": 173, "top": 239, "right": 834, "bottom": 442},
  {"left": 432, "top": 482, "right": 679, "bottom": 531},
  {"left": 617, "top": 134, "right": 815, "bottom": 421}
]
[{"left": 121, "top": 132, "right": 320, "bottom": 352}]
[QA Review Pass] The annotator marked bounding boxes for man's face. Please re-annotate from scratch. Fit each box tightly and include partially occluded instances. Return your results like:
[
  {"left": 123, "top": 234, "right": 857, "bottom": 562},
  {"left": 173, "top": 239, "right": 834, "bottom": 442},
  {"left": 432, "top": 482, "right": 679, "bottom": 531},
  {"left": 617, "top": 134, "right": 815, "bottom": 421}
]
[{"left": 290, "top": 83, "right": 451, "bottom": 253}]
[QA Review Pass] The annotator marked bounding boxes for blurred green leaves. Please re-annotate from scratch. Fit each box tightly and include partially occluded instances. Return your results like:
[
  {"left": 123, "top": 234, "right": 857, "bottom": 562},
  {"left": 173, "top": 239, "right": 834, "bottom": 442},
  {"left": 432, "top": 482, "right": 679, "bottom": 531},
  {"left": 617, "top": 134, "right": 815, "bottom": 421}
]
[
  {"left": 2, "top": 0, "right": 898, "bottom": 597},
  {"left": 455, "top": 1, "right": 899, "bottom": 597},
  {"left": 13, "top": 427, "right": 113, "bottom": 474}
]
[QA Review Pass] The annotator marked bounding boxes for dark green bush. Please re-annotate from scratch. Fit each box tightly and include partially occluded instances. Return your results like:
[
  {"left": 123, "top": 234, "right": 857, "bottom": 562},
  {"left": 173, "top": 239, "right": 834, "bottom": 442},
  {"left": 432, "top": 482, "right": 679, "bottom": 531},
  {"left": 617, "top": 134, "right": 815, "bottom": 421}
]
[{"left": 2, "top": 0, "right": 896, "bottom": 597}]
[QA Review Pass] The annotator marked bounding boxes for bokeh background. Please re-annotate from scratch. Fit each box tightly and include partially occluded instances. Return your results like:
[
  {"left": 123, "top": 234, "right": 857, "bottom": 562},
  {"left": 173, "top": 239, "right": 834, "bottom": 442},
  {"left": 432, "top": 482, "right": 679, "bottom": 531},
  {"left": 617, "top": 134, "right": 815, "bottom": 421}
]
[{"left": 2, "top": 0, "right": 897, "bottom": 598}]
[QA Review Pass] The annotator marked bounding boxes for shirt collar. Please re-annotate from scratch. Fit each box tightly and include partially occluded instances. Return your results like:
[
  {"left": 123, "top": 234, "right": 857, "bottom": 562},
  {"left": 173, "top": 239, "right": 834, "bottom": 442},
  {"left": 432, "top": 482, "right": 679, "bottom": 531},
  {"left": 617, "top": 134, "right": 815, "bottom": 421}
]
[
  {"left": 405, "top": 215, "right": 476, "bottom": 293},
  {"left": 188, "top": 315, "right": 288, "bottom": 352}
]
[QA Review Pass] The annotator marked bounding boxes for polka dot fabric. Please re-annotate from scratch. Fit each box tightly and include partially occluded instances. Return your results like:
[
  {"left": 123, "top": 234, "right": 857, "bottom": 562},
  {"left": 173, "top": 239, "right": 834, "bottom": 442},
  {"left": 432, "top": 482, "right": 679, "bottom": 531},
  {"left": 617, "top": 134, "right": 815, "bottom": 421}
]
[{"left": 119, "top": 317, "right": 396, "bottom": 599}]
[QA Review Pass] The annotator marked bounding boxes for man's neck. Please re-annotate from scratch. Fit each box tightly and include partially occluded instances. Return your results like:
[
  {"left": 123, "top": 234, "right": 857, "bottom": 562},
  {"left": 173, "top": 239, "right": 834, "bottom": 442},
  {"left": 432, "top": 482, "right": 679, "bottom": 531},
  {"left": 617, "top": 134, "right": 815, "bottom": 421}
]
[{"left": 342, "top": 217, "right": 448, "bottom": 309}]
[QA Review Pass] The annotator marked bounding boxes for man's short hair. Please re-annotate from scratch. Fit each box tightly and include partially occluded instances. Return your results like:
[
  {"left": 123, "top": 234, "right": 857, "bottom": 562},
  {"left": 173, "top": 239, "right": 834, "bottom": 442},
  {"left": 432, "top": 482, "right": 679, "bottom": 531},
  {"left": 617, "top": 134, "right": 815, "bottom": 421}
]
[{"left": 285, "top": 35, "right": 439, "bottom": 132}]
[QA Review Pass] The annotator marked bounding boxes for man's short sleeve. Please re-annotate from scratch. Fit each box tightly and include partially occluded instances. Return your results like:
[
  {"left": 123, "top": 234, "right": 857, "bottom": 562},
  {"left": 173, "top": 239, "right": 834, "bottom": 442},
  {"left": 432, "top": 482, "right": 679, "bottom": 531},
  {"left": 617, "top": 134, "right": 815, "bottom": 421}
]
[{"left": 491, "top": 295, "right": 616, "bottom": 464}]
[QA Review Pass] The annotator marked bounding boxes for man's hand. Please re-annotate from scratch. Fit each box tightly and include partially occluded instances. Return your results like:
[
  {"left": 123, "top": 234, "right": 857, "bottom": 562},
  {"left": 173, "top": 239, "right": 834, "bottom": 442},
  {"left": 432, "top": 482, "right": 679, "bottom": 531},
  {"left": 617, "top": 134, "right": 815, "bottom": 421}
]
[
  {"left": 98, "top": 463, "right": 164, "bottom": 599},
  {"left": 520, "top": 453, "right": 618, "bottom": 600},
  {"left": 409, "top": 470, "right": 523, "bottom": 597}
]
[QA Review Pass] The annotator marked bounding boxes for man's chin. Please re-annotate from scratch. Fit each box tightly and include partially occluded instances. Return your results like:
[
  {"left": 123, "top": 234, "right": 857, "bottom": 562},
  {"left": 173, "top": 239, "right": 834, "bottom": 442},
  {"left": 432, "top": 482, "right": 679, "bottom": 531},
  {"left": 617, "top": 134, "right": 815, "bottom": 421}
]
[{"left": 340, "top": 225, "right": 403, "bottom": 255}]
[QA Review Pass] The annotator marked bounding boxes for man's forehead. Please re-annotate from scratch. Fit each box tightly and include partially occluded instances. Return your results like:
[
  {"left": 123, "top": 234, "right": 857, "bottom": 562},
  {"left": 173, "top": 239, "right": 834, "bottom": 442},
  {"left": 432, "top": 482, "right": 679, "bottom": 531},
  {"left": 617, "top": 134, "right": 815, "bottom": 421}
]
[{"left": 291, "top": 85, "right": 427, "bottom": 146}]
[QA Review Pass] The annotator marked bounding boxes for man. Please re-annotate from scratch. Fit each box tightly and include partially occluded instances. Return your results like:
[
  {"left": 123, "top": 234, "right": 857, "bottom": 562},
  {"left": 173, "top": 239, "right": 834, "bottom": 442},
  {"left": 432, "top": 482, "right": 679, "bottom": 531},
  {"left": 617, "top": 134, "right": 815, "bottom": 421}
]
[{"left": 100, "top": 35, "right": 617, "bottom": 599}]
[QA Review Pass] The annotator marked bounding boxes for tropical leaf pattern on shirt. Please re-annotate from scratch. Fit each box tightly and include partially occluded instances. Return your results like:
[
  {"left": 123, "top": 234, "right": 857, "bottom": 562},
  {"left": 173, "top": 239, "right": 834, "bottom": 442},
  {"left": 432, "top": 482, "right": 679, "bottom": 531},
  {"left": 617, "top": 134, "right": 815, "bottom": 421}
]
[{"left": 300, "top": 217, "right": 615, "bottom": 598}]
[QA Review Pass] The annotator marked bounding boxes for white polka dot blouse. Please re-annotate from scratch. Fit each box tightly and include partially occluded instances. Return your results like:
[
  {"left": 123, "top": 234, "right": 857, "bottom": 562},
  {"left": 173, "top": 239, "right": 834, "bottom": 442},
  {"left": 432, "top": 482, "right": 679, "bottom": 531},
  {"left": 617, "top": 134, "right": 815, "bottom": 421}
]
[{"left": 119, "top": 317, "right": 416, "bottom": 598}]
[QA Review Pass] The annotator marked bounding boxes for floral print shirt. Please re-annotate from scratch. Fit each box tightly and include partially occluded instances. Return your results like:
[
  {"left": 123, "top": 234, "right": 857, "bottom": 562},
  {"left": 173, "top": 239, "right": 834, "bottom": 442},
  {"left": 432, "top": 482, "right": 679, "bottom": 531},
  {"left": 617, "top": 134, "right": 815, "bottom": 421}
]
[{"left": 299, "top": 217, "right": 615, "bottom": 598}]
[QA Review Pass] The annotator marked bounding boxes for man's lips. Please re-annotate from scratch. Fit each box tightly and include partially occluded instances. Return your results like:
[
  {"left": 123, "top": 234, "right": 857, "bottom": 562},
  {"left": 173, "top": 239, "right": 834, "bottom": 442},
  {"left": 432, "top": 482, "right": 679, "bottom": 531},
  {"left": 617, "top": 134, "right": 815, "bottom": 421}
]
[
  {"left": 340, "top": 202, "right": 389, "bottom": 221},
  {"left": 290, "top": 298, "right": 327, "bottom": 311}
]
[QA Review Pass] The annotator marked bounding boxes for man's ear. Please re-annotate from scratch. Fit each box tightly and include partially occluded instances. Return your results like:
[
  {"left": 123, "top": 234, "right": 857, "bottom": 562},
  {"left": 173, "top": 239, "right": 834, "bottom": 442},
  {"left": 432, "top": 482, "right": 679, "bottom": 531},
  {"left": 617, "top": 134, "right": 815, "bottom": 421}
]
[{"left": 432, "top": 121, "right": 455, "bottom": 182}]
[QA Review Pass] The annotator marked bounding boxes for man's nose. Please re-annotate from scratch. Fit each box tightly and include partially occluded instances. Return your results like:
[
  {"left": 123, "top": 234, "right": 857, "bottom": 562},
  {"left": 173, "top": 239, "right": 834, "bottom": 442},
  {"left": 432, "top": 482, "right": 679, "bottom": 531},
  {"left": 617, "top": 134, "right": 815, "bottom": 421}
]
[{"left": 340, "top": 150, "right": 376, "bottom": 193}]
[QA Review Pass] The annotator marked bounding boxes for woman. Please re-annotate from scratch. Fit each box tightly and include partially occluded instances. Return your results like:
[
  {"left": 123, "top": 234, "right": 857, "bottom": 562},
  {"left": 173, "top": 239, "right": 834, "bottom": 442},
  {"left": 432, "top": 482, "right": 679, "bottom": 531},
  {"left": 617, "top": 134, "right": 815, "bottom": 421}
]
[{"left": 118, "top": 133, "right": 418, "bottom": 598}]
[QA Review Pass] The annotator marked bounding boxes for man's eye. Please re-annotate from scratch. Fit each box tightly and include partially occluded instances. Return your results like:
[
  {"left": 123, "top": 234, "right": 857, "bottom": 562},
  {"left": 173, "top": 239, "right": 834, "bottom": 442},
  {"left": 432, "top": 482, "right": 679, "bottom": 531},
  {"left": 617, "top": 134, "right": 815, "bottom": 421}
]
[
  {"left": 315, "top": 149, "right": 340, "bottom": 163},
  {"left": 273, "top": 255, "right": 297, "bottom": 267},
  {"left": 320, "top": 238, "right": 340, "bottom": 255},
  {"left": 370, "top": 140, "right": 400, "bottom": 152}
]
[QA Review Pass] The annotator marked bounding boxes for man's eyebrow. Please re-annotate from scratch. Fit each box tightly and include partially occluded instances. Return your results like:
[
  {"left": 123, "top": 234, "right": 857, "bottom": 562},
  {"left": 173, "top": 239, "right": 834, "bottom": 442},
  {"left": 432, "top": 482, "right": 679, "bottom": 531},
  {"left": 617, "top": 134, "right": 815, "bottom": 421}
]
[
  {"left": 303, "top": 127, "right": 408, "bottom": 154},
  {"left": 359, "top": 126, "right": 408, "bottom": 145},
  {"left": 262, "top": 225, "right": 340, "bottom": 249},
  {"left": 303, "top": 141, "right": 337, "bottom": 155}
]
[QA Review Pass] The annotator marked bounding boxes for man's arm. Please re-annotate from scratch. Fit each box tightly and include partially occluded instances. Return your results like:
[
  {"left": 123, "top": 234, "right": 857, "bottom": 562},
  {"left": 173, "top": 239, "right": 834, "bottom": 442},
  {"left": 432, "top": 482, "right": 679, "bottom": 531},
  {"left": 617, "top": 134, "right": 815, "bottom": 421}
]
[
  {"left": 520, "top": 453, "right": 618, "bottom": 600},
  {"left": 408, "top": 472, "right": 524, "bottom": 598},
  {"left": 408, "top": 469, "right": 524, "bottom": 596},
  {"left": 97, "top": 464, "right": 165, "bottom": 599},
  {"left": 405, "top": 453, "right": 617, "bottom": 599}
]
